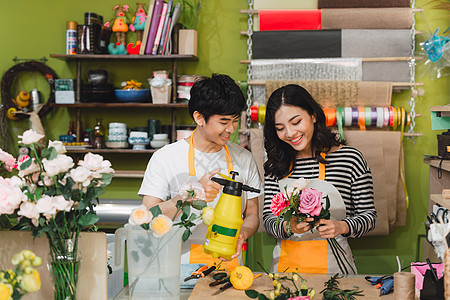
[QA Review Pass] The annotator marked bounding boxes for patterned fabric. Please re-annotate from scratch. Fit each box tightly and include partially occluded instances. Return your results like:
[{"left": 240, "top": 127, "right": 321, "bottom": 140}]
[{"left": 263, "top": 146, "right": 377, "bottom": 239}]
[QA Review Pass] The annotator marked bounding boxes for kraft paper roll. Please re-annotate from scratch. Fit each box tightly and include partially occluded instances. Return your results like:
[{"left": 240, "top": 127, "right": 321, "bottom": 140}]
[
  {"left": 362, "top": 61, "right": 411, "bottom": 82},
  {"left": 321, "top": 8, "right": 413, "bottom": 29},
  {"left": 253, "top": 30, "right": 341, "bottom": 59},
  {"left": 394, "top": 272, "right": 415, "bottom": 300},
  {"left": 259, "top": 10, "right": 321, "bottom": 31},
  {"left": 318, "top": 0, "right": 410, "bottom": 8},
  {"left": 265, "top": 80, "right": 392, "bottom": 107},
  {"left": 342, "top": 30, "right": 412, "bottom": 58}
]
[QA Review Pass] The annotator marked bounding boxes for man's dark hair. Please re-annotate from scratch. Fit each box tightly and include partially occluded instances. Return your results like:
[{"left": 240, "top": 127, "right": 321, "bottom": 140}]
[{"left": 188, "top": 73, "right": 245, "bottom": 122}]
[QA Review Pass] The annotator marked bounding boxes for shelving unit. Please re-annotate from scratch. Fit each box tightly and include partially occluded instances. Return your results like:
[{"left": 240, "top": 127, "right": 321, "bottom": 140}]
[{"left": 50, "top": 54, "right": 198, "bottom": 176}]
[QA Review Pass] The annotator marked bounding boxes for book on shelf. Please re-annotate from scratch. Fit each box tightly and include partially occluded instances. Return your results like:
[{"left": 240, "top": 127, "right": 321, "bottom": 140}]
[
  {"left": 139, "top": 0, "right": 156, "bottom": 55},
  {"left": 161, "top": 18, "right": 172, "bottom": 55},
  {"left": 145, "top": 0, "right": 164, "bottom": 54},
  {"left": 151, "top": 2, "right": 168, "bottom": 55},
  {"left": 157, "top": 0, "right": 173, "bottom": 55},
  {"left": 165, "top": 3, "right": 181, "bottom": 55}
]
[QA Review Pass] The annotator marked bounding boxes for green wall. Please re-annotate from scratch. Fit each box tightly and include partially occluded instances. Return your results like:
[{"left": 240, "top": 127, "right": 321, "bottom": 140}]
[{"left": 1, "top": 0, "right": 448, "bottom": 275}]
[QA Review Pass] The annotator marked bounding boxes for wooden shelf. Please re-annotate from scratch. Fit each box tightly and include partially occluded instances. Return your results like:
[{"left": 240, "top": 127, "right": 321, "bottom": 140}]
[
  {"left": 66, "top": 149, "right": 156, "bottom": 154},
  {"left": 431, "top": 105, "right": 450, "bottom": 112},
  {"left": 430, "top": 194, "right": 450, "bottom": 210},
  {"left": 50, "top": 54, "right": 198, "bottom": 61},
  {"left": 51, "top": 102, "right": 188, "bottom": 108},
  {"left": 424, "top": 158, "right": 450, "bottom": 172}
]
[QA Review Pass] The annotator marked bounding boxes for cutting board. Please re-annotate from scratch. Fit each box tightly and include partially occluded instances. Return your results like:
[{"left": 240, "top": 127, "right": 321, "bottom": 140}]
[
  {"left": 0, "top": 231, "right": 107, "bottom": 300},
  {"left": 189, "top": 272, "right": 395, "bottom": 299}
]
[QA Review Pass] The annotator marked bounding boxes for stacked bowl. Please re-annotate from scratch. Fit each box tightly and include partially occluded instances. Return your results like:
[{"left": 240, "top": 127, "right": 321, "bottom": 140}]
[{"left": 106, "top": 122, "right": 128, "bottom": 148}]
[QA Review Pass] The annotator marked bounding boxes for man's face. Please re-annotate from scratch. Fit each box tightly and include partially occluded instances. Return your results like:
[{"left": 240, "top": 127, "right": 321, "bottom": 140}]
[{"left": 200, "top": 114, "right": 240, "bottom": 146}]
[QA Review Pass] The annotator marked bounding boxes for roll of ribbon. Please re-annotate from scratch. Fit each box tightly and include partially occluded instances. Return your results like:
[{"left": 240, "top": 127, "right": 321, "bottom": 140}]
[
  {"left": 393, "top": 106, "right": 398, "bottom": 130},
  {"left": 376, "top": 107, "right": 384, "bottom": 128},
  {"left": 352, "top": 107, "right": 359, "bottom": 126},
  {"left": 365, "top": 107, "right": 372, "bottom": 127},
  {"left": 397, "top": 107, "right": 402, "bottom": 126},
  {"left": 258, "top": 104, "right": 266, "bottom": 125},
  {"left": 344, "top": 107, "right": 352, "bottom": 126},
  {"left": 371, "top": 107, "right": 378, "bottom": 126},
  {"left": 336, "top": 107, "right": 345, "bottom": 141},
  {"left": 394, "top": 272, "right": 415, "bottom": 300},
  {"left": 406, "top": 112, "right": 411, "bottom": 126},
  {"left": 389, "top": 106, "right": 395, "bottom": 127},
  {"left": 384, "top": 107, "right": 390, "bottom": 127},
  {"left": 250, "top": 106, "right": 259, "bottom": 122},
  {"left": 358, "top": 107, "right": 366, "bottom": 130},
  {"left": 324, "top": 108, "right": 337, "bottom": 127}
]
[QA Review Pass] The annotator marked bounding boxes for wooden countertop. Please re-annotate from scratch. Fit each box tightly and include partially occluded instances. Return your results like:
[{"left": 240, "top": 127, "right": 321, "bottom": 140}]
[{"left": 189, "top": 272, "right": 395, "bottom": 299}]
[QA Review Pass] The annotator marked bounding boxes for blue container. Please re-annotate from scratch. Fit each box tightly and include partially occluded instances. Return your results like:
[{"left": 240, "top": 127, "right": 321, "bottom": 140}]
[{"left": 115, "top": 89, "right": 150, "bottom": 103}]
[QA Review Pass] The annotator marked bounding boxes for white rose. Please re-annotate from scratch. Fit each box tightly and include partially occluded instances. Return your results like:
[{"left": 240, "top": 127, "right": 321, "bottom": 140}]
[
  {"left": 128, "top": 205, "right": 152, "bottom": 226},
  {"left": 47, "top": 140, "right": 66, "bottom": 154},
  {"left": 9, "top": 176, "right": 24, "bottom": 188},
  {"left": 0, "top": 181, "right": 23, "bottom": 214},
  {"left": 287, "top": 178, "right": 309, "bottom": 196},
  {"left": 35, "top": 195, "right": 56, "bottom": 220},
  {"left": 56, "top": 155, "right": 74, "bottom": 174},
  {"left": 18, "top": 129, "right": 45, "bottom": 145},
  {"left": 0, "top": 149, "right": 16, "bottom": 172},
  {"left": 39, "top": 176, "right": 55, "bottom": 186},
  {"left": 53, "top": 195, "right": 73, "bottom": 212},
  {"left": 42, "top": 155, "right": 74, "bottom": 177},
  {"left": 18, "top": 201, "right": 40, "bottom": 220},
  {"left": 151, "top": 215, "right": 173, "bottom": 237},
  {"left": 78, "top": 152, "right": 104, "bottom": 171},
  {"left": 70, "top": 166, "right": 92, "bottom": 186}
]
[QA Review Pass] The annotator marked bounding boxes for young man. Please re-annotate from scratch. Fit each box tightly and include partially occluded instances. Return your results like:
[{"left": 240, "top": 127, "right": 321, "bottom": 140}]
[{"left": 138, "top": 73, "right": 263, "bottom": 270}]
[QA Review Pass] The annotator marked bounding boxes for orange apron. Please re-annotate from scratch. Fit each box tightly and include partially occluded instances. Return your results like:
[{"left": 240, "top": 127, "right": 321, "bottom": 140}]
[
  {"left": 187, "top": 130, "right": 239, "bottom": 270},
  {"left": 274, "top": 154, "right": 356, "bottom": 274}
]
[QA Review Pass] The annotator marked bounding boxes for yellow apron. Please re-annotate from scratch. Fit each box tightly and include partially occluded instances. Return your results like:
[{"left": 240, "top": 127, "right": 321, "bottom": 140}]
[
  {"left": 187, "top": 130, "right": 239, "bottom": 270},
  {"left": 273, "top": 154, "right": 356, "bottom": 274}
]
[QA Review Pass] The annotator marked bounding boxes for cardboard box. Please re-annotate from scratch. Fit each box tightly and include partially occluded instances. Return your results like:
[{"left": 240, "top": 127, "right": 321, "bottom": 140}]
[{"left": 151, "top": 85, "right": 172, "bottom": 104}]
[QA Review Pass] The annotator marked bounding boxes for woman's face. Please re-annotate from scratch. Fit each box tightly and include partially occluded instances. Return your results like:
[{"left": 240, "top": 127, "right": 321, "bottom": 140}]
[{"left": 274, "top": 105, "right": 316, "bottom": 157}]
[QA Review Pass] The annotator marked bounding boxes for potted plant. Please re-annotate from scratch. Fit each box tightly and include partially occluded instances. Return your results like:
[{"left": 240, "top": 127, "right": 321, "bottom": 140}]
[{"left": 175, "top": 0, "right": 201, "bottom": 55}]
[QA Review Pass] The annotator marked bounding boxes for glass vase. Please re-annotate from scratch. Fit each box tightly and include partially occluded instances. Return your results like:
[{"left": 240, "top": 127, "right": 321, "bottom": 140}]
[{"left": 48, "top": 238, "right": 81, "bottom": 300}]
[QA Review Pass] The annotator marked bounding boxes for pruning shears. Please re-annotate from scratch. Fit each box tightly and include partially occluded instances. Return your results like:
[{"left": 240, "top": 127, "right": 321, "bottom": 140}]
[{"left": 184, "top": 265, "right": 216, "bottom": 281}]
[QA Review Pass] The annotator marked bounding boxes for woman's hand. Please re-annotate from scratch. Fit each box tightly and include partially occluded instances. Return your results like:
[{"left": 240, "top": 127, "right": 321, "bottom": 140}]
[
  {"left": 289, "top": 217, "right": 315, "bottom": 234},
  {"left": 317, "top": 219, "right": 349, "bottom": 239}
]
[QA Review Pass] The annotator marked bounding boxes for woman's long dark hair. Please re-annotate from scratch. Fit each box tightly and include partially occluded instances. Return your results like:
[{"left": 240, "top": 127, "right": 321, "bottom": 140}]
[{"left": 263, "top": 84, "right": 344, "bottom": 179}]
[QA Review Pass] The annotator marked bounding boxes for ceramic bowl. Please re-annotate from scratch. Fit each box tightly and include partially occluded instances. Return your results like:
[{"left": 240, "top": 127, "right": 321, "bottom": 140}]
[
  {"left": 150, "top": 139, "right": 169, "bottom": 149},
  {"left": 115, "top": 89, "right": 150, "bottom": 103},
  {"left": 152, "top": 133, "right": 168, "bottom": 140}
]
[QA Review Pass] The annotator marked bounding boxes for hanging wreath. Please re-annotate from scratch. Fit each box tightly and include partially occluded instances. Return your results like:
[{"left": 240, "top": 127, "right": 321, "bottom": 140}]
[{"left": 1, "top": 61, "right": 58, "bottom": 120}]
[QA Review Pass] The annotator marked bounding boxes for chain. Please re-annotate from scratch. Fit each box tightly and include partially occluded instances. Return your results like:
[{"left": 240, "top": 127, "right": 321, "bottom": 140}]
[
  {"left": 408, "top": 0, "right": 416, "bottom": 135},
  {"left": 245, "top": 0, "right": 254, "bottom": 130}
]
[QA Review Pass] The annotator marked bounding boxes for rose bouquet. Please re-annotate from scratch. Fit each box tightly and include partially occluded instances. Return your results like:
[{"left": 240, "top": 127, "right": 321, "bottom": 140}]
[
  {"left": 271, "top": 178, "right": 355, "bottom": 274},
  {"left": 0, "top": 129, "right": 114, "bottom": 300},
  {"left": 0, "top": 250, "right": 43, "bottom": 300}
]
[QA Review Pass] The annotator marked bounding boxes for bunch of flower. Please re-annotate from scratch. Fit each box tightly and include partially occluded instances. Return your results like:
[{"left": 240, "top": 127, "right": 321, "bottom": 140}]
[
  {"left": 271, "top": 178, "right": 355, "bottom": 275},
  {"left": 0, "top": 250, "right": 42, "bottom": 300},
  {"left": 129, "top": 178, "right": 209, "bottom": 241},
  {"left": 0, "top": 129, "right": 114, "bottom": 251}
]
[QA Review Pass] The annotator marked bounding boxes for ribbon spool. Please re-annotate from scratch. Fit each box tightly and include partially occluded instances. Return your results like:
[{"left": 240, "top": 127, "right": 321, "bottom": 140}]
[
  {"left": 323, "top": 108, "right": 336, "bottom": 127},
  {"left": 258, "top": 104, "right": 266, "bottom": 125}
]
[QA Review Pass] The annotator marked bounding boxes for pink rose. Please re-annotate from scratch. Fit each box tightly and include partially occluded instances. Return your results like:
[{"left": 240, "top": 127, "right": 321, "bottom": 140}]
[
  {"left": 270, "top": 192, "right": 290, "bottom": 216},
  {"left": 299, "top": 188, "right": 323, "bottom": 216},
  {"left": 0, "top": 149, "right": 16, "bottom": 172},
  {"left": 0, "top": 180, "right": 24, "bottom": 214}
]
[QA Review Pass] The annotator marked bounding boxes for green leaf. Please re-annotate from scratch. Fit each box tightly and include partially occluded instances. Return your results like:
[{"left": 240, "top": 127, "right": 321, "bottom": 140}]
[
  {"left": 245, "top": 290, "right": 259, "bottom": 298},
  {"left": 41, "top": 147, "right": 57, "bottom": 160},
  {"left": 20, "top": 158, "right": 32, "bottom": 170},
  {"left": 100, "top": 173, "right": 114, "bottom": 186},
  {"left": 189, "top": 213, "right": 197, "bottom": 221},
  {"left": 258, "top": 294, "right": 269, "bottom": 300},
  {"left": 141, "top": 223, "right": 150, "bottom": 230},
  {"left": 150, "top": 205, "right": 162, "bottom": 217},
  {"left": 181, "top": 212, "right": 188, "bottom": 221},
  {"left": 284, "top": 209, "right": 293, "bottom": 221},
  {"left": 182, "top": 228, "right": 191, "bottom": 242},
  {"left": 182, "top": 204, "right": 191, "bottom": 216},
  {"left": 78, "top": 214, "right": 99, "bottom": 226},
  {"left": 77, "top": 200, "right": 87, "bottom": 210},
  {"left": 191, "top": 200, "right": 207, "bottom": 210}
]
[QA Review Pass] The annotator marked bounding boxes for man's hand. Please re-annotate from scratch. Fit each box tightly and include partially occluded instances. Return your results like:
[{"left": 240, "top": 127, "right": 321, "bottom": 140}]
[{"left": 198, "top": 169, "right": 222, "bottom": 202}]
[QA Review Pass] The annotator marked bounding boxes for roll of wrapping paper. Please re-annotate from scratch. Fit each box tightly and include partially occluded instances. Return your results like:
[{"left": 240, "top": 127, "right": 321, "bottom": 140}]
[
  {"left": 254, "top": 0, "right": 318, "bottom": 10},
  {"left": 318, "top": 0, "right": 410, "bottom": 8},
  {"left": 321, "top": 8, "right": 413, "bottom": 29},
  {"left": 259, "top": 10, "right": 322, "bottom": 31},
  {"left": 252, "top": 30, "right": 341, "bottom": 59},
  {"left": 362, "top": 61, "right": 411, "bottom": 82},
  {"left": 358, "top": 107, "right": 366, "bottom": 130}
]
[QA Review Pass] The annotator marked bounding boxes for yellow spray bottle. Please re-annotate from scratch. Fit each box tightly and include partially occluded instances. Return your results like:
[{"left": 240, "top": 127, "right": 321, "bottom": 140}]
[{"left": 203, "top": 171, "right": 260, "bottom": 260}]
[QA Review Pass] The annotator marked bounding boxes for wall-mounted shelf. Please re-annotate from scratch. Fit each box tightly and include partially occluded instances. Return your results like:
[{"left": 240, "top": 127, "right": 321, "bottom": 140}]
[
  {"left": 66, "top": 149, "right": 156, "bottom": 154},
  {"left": 50, "top": 54, "right": 198, "bottom": 61},
  {"left": 51, "top": 102, "right": 188, "bottom": 108},
  {"left": 430, "top": 194, "right": 450, "bottom": 210},
  {"left": 431, "top": 105, "right": 450, "bottom": 117}
]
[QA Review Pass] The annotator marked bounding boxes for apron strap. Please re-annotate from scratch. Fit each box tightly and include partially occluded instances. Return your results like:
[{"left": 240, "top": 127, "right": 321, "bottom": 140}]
[
  {"left": 285, "top": 152, "right": 326, "bottom": 180},
  {"left": 188, "top": 129, "right": 233, "bottom": 176}
]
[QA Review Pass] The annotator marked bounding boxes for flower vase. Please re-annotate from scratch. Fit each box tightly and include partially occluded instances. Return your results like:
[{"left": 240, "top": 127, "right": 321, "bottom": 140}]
[
  {"left": 115, "top": 225, "right": 183, "bottom": 300},
  {"left": 48, "top": 238, "right": 81, "bottom": 300}
]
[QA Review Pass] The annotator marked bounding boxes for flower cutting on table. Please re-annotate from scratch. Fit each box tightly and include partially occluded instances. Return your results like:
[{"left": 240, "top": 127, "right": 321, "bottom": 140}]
[
  {"left": 0, "top": 250, "right": 42, "bottom": 300},
  {"left": 0, "top": 129, "right": 114, "bottom": 300},
  {"left": 271, "top": 178, "right": 355, "bottom": 274}
]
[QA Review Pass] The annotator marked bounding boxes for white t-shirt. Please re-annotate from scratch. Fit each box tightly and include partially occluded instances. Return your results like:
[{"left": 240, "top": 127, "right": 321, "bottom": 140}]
[{"left": 138, "top": 138, "right": 263, "bottom": 264}]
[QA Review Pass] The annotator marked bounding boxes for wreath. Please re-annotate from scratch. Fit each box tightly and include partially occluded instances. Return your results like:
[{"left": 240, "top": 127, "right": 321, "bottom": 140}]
[{"left": 1, "top": 61, "right": 58, "bottom": 119}]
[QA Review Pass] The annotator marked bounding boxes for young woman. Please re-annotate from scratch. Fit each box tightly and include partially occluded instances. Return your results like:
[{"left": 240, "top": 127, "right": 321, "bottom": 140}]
[{"left": 263, "top": 84, "right": 377, "bottom": 274}]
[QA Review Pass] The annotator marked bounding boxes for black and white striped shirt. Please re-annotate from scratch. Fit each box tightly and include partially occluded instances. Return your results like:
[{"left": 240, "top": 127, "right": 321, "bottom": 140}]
[{"left": 263, "top": 146, "right": 377, "bottom": 239}]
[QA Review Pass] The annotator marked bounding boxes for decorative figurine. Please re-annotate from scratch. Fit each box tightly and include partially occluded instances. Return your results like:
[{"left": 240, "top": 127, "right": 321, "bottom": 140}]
[
  {"left": 105, "top": 4, "right": 130, "bottom": 55},
  {"left": 127, "top": 3, "right": 147, "bottom": 55}
]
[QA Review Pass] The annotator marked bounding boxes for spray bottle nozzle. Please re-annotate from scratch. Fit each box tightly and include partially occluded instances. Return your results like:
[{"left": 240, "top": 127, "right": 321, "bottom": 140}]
[{"left": 210, "top": 172, "right": 260, "bottom": 196}]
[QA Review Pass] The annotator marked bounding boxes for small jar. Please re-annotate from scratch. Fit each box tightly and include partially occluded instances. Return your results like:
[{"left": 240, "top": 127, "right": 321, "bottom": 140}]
[{"left": 93, "top": 119, "right": 105, "bottom": 149}]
